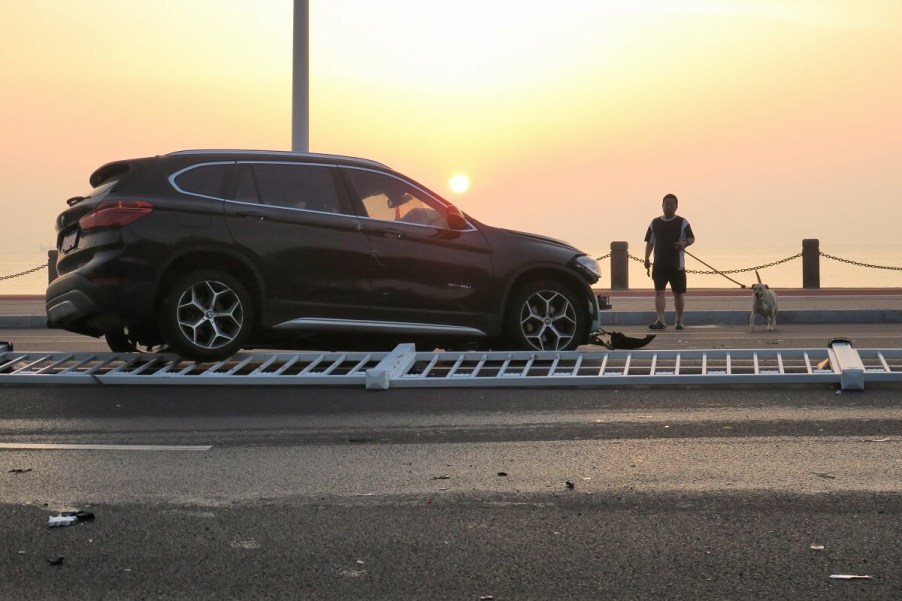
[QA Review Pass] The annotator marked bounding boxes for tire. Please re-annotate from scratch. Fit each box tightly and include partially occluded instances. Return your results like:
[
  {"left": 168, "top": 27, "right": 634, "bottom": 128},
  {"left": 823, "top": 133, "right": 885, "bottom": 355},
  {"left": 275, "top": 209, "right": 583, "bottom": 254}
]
[
  {"left": 104, "top": 329, "right": 137, "bottom": 353},
  {"left": 506, "top": 280, "right": 587, "bottom": 351},
  {"left": 105, "top": 328, "right": 166, "bottom": 353},
  {"left": 158, "top": 270, "right": 253, "bottom": 362}
]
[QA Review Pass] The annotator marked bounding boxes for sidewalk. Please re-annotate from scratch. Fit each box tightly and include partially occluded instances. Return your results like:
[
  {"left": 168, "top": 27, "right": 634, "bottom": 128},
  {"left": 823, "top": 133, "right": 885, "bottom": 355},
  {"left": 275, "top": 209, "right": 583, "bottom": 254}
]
[
  {"left": 1, "top": 289, "right": 900, "bottom": 329},
  {"left": 596, "top": 288, "right": 902, "bottom": 326}
]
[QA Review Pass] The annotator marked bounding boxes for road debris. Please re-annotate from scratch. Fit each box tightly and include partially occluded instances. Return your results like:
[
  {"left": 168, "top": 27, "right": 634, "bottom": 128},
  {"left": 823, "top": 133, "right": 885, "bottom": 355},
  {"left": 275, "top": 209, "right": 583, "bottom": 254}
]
[
  {"left": 8, "top": 468, "right": 32, "bottom": 474},
  {"left": 565, "top": 481, "right": 575, "bottom": 490},
  {"left": 48, "top": 510, "right": 95, "bottom": 527},
  {"left": 830, "top": 574, "right": 872, "bottom": 580},
  {"left": 48, "top": 515, "right": 78, "bottom": 528}
]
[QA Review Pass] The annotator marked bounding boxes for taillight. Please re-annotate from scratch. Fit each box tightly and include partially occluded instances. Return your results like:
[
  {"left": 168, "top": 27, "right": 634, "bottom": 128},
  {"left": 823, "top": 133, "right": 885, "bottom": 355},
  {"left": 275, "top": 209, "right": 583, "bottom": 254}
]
[{"left": 78, "top": 200, "right": 154, "bottom": 231}]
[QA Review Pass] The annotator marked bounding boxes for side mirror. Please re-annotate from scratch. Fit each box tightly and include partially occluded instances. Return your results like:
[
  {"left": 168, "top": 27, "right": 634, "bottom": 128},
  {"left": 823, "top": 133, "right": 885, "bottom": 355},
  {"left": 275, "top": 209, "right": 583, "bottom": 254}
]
[{"left": 445, "top": 205, "right": 468, "bottom": 230}]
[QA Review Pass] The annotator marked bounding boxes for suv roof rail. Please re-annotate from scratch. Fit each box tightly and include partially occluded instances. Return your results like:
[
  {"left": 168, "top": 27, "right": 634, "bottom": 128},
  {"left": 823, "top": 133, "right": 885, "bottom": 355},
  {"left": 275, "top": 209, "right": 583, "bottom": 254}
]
[{"left": 165, "top": 149, "right": 390, "bottom": 169}]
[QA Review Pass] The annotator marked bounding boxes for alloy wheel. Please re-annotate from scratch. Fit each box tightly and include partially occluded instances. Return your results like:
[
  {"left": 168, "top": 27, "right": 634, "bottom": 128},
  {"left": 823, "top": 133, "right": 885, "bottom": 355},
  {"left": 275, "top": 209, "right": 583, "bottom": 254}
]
[
  {"left": 175, "top": 280, "right": 245, "bottom": 350},
  {"left": 518, "top": 289, "right": 578, "bottom": 351}
]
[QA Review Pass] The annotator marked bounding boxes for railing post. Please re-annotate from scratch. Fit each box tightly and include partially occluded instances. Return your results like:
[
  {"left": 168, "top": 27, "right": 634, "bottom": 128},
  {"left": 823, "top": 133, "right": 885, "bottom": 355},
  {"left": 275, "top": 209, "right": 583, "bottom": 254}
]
[
  {"left": 47, "top": 250, "right": 58, "bottom": 283},
  {"left": 802, "top": 239, "right": 820, "bottom": 289},
  {"left": 610, "top": 241, "right": 629, "bottom": 290}
]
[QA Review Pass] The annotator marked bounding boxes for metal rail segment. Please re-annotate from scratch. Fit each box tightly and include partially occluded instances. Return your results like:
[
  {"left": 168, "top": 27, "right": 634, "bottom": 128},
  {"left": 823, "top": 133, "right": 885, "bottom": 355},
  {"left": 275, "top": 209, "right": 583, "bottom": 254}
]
[{"left": 0, "top": 341, "right": 900, "bottom": 390}]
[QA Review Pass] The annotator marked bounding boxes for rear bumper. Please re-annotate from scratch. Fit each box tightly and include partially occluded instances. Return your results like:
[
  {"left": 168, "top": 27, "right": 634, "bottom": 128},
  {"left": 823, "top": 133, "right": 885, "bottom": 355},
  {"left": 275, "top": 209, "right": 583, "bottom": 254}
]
[{"left": 45, "top": 272, "right": 155, "bottom": 335}]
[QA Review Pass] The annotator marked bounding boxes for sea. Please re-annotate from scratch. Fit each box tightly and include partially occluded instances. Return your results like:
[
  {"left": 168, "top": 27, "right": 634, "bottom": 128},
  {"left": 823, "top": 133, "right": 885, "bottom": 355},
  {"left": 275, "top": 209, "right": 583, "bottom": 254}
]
[{"left": 2, "top": 242, "right": 900, "bottom": 295}]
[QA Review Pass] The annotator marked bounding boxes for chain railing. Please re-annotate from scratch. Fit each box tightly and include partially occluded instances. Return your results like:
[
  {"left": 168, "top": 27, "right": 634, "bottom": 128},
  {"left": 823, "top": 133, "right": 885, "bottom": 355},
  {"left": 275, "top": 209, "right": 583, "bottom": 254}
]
[
  {"left": 0, "top": 263, "right": 47, "bottom": 281},
  {"left": 595, "top": 251, "right": 901, "bottom": 275},
  {"left": 596, "top": 247, "right": 901, "bottom": 289},
  {"left": 820, "top": 252, "right": 902, "bottom": 272},
  {"left": 642, "top": 252, "right": 802, "bottom": 276}
]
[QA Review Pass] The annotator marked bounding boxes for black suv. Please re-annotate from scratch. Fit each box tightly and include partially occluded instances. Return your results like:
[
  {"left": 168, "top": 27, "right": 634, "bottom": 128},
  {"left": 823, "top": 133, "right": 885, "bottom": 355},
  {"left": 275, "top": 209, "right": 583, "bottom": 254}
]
[{"left": 47, "top": 150, "right": 601, "bottom": 361}]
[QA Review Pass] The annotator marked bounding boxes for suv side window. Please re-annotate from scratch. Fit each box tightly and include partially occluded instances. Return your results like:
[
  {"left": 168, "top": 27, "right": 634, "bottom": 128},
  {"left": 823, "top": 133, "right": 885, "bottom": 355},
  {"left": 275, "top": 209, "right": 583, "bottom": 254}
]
[
  {"left": 234, "top": 164, "right": 260, "bottom": 203},
  {"left": 345, "top": 169, "right": 448, "bottom": 228},
  {"left": 172, "top": 163, "right": 230, "bottom": 199},
  {"left": 250, "top": 163, "right": 344, "bottom": 213}
]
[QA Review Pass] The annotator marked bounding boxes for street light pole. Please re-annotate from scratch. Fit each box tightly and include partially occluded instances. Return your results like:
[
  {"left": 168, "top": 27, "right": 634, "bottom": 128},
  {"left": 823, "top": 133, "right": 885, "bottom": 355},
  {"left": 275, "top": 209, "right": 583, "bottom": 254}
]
[{"left": 292, "top": 0, "right": 309, "bottom": 153}]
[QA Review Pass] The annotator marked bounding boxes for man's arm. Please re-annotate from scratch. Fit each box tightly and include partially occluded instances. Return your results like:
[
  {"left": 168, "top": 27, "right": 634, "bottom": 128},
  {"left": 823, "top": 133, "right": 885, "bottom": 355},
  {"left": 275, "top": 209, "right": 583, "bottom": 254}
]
[
  {"left": 644, "top": 241, "right": 654, "bottom": 268},
  {"left": 678, "top": 221, "right": 695, "bottom": 249}
]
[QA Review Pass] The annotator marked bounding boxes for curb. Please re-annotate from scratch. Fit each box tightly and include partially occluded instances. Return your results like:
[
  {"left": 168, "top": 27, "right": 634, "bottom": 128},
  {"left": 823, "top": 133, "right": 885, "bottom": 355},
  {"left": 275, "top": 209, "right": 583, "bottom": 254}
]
[
  {"left": 599, "top": 309, "right": 901, "bottom": 327},
  {"left": 0, "top": 316, "right": 49, "bottom": 329}
]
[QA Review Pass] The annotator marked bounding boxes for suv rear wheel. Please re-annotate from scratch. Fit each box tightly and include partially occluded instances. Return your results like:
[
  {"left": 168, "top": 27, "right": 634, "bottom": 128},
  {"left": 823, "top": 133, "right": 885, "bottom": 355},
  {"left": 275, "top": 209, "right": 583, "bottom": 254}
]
[
  {"left": 158, "top": 270, "right": 253, "bottom": 361},
  {"left": 104, "top": 329, "right": 137, "bottom": 353},
  {"left": 507, "top": 280, "right": 586, "bottom": 351}
]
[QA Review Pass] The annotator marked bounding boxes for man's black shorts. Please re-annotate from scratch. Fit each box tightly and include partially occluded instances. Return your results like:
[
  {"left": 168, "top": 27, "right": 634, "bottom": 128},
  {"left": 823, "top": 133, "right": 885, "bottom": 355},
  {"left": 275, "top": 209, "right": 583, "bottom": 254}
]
[{"left": 651, "top": 266, "right": 687, "bottom": 294}]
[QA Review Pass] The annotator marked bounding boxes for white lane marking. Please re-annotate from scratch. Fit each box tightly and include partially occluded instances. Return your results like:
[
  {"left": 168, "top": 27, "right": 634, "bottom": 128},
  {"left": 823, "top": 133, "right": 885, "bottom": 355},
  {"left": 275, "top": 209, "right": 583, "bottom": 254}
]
[{"left": 0, "top": 443, "right": 212, "bottom": 451}]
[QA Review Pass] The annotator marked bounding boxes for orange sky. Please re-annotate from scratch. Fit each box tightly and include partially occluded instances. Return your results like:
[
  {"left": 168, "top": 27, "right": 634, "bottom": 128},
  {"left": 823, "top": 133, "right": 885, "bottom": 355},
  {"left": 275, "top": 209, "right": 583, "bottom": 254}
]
[{"left": 1, "top": 0, "right": 901, "bottom": 269}]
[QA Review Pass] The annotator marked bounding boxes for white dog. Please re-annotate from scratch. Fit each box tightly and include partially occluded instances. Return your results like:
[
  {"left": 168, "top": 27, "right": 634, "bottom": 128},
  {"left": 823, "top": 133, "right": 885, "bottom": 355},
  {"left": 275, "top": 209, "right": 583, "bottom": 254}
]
[{"left": 750, "top": 283, "right": 778, "bottom": 331}]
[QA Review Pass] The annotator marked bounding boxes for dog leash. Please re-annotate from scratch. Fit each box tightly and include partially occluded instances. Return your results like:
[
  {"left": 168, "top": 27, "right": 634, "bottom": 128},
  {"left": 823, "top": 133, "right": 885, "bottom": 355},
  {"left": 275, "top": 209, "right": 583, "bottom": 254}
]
[
  {"left": 646, "top": 249, "right": 754, "bottom": 289},
  {"left": 682, "top": 249, "right": 749, "bottom": 289}
]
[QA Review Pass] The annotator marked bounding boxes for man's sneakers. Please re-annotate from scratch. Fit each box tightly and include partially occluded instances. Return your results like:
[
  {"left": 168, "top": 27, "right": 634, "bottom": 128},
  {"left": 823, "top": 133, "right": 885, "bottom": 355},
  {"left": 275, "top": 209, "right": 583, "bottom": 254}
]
[{"left": 649, "top": 321, "right": 685, "bottom": 330}]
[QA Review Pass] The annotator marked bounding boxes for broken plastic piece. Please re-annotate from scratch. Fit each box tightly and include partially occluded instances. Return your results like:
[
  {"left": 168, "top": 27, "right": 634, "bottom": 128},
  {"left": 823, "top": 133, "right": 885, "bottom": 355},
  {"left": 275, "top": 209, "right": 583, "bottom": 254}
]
[
  {"left": 48, "top": 510, "right": 95, "bottom": 527},
  {"left": 48, "top": 515, "right": 78, "bottom": 528},
  {"left": 830, "top": 574, "right": 872, "bottom": 580}
]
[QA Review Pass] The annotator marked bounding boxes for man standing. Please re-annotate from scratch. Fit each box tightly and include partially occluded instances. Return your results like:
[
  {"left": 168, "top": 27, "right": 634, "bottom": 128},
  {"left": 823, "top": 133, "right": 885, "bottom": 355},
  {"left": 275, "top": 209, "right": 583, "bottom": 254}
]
[{"left": 644, "top": 193, "right": 695, "bottom": 330}]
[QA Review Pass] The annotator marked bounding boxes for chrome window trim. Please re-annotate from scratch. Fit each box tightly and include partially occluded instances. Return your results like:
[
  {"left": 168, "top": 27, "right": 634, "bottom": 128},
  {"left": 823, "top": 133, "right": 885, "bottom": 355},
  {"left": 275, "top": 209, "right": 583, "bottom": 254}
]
[{"left": 168, "top": 161, "right": 233, "bottom": 201}]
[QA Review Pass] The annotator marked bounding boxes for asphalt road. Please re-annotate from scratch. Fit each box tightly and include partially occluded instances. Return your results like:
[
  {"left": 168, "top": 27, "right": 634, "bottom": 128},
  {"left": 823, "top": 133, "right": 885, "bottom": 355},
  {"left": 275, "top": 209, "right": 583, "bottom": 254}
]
[{"left": 1, "top": 325, "right": 901, "bottom": 600}]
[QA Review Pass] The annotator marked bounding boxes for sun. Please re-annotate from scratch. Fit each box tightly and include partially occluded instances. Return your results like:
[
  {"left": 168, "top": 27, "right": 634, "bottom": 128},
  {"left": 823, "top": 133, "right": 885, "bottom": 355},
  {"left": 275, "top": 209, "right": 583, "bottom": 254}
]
[{"left": 449, "top": 173, "right": 470, "bottom": 194}]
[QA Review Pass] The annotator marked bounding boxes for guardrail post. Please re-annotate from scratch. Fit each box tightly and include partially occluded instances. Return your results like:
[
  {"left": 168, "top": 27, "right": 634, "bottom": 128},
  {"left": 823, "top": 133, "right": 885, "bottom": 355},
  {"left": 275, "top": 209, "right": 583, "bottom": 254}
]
[
  {"left": 365, "top": 343, "right": 418, "bottom": 390},
  {"left": 802, "top": 239, "right": 820, "bottom": 289},
  {"left": 829, "top": 338, "right": 865, "bottom": 391},
  {"left": 610, "top": 241, "right": 629, "bottom": 290},
  {"left": 47, "top": 250, "right": 58, "bottom": 283}
]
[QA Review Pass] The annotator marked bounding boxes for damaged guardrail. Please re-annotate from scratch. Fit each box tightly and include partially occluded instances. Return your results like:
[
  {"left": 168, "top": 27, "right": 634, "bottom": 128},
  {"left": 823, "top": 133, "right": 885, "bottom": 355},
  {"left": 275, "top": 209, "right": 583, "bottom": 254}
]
[{"left": 1, "top": 339, "right": 899, "bottom": 390}]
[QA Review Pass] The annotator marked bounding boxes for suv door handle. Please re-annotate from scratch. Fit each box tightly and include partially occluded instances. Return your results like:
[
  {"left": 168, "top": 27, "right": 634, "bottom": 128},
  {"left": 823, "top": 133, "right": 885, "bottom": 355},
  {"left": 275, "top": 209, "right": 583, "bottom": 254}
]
[
  {"left": 381, "top": 228, "right": 405, "bottom": 239},
  {"left": 236, "top": 210, "right": 266, "bottom": 220}
]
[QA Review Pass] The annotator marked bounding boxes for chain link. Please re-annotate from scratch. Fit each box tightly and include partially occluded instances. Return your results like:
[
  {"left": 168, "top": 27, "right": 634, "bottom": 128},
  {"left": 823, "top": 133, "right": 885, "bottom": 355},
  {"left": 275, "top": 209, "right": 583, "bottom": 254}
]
[
  {"left": 0, "top": 263, "right": 47, "bottom": 281},
  {"left": 820, "top": 251, "right": 902, "bottom": 271}
]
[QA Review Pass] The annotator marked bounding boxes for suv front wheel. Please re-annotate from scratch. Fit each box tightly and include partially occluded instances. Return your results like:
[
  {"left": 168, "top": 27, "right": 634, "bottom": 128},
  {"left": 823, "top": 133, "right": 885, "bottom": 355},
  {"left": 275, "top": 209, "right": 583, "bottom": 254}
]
[
  {"left": 507, "top": 280, "right": 586, "bottom": 351},
  {"left": 158, "top": 270, "right": 254, "bottom": 362}
]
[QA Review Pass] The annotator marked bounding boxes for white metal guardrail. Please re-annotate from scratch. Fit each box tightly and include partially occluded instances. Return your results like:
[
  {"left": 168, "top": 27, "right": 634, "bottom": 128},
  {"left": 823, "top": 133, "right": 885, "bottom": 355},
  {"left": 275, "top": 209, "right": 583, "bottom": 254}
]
[
  {"left": 0, "top": 346, "right": 384, "bottom": 386},
  {"left": 0, "top": 341, "right": 899, "bottom": 390}
]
